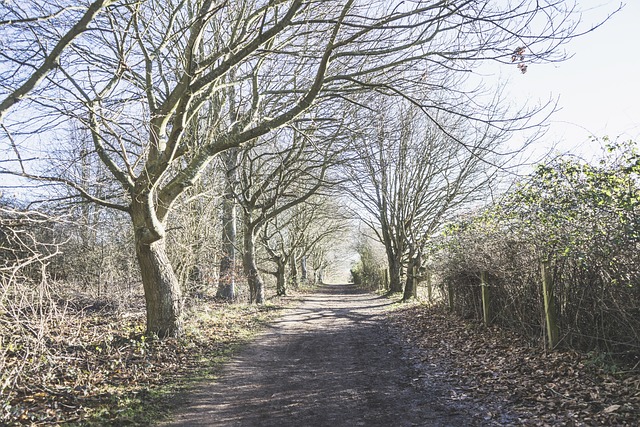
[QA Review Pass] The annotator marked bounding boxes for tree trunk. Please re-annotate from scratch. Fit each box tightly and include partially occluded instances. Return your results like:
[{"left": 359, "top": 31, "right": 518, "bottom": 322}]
[
  {"left": 300, "top": 255, "right": 308, "bottom": 283},
  {"left": 387, "top": 254, "right": 403, "bottom": 293},
  {"left": 541, "top": 260, "right": 559, "bottom": 349},
  {"left": 380, "top": 218, "right": 403, "bottom": 293},
  {"left": 135, "top": 238, "right": 183, "bottom": 337},
  {"left": 276, "top": 257, "right": 287, "bottom": 296},
  {"left": 131, "top": 192, "right": 183, "bottom": 338},
  {"left": 217, "top": 149, "right": 238, "bottom": 300},
  {"left": 242, "top": 213, "right": 264, "bottom": 304},
  {"left": 403, "top": 251, "right": 421, "bottom": 301},
  {"left": 130, "top": 215, "right": 182, "bottom": 339},
  {"left": 290, "top": 252, "right": 299, "bottom": 289}
]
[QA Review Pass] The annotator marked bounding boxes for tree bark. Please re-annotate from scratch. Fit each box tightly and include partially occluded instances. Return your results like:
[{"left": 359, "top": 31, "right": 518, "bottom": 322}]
[
  {"left": 387, "top": 253, "right": 403, "bottom": 293},
  {"left": 217, "top": 149, "right": 239, "bottom": 300},
  {"left": 276, "top": 257, "right": 287, "bottom": 296},
  {"left": 243, "top": 212, "right": 265, "bottom": 304},
  {"left": 135, "top": 238, "right": 183, "bottom": 337},
  {"left": 300, "top": 255, "right": 308, "bottom": 283},
  {"left": 380, "top": 215, "right": 404, "bottom": 293},
  {"left": 290, "top": 252, "right": 299, "bottom": 289},
  {"left": 403, "top": 251, "right": 421, "bottom": 301},
  {"left": 131, "top": 190, "right": 183, "bottom": 337}
]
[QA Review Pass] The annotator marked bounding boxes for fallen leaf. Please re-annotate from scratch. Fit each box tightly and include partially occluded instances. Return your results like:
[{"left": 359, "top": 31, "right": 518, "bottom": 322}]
[{"left": 603, "top": 404, "right": 620, "bottom": 413}]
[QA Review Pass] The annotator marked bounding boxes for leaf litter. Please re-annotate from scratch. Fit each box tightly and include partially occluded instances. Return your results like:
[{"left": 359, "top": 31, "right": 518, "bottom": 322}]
[
  {"left": 389, "top": 303, "right": 639, "bottom": 426},
  {"left": 1, "top": 295, "right": 289, "bottom": 425}
]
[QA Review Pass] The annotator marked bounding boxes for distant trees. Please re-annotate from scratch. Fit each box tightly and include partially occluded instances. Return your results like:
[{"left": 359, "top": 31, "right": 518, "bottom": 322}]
[
  {"left": 347, "top": 98, "right": 506, "bottom": 297},
  {"left": 235, "top": 122, "right": 344, "bottom": 302},
  {"left": 0, "top": 1, "right": 610, "bottom": 336},
  {"left": 262, "top": 196, "right": 349, "bottom": 296},
  {"left": 350, "top": 233, "right": 387, "bottom": 291}
]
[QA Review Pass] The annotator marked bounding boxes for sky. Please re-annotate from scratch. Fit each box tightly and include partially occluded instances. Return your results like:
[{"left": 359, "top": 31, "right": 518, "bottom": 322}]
[
  {"left": 2, "top": 1, "right": 637, "bottom": 197},
  {"left": 499, "top": 1, "right": 640, "bottom": 160}
]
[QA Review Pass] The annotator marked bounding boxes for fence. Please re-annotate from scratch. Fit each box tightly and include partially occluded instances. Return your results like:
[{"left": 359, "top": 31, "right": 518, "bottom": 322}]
[
  {"left": 438, "top": 256, "right": 640, "bottom": 362},
  {"left": 443, "top": 262, "right": 560, "bottom": 348}
]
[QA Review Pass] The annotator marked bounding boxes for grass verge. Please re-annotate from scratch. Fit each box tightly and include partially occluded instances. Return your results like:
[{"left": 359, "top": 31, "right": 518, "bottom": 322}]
[{"left": 2, "top": 295, "right": 294, "bottom": 426}]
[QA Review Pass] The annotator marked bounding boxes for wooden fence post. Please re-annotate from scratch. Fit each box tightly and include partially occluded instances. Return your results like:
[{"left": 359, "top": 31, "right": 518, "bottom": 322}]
[
  {"left": 426, "top": 269, "right": 432, "bottom": 302},
  {"left": 481, "top": 271, "right": 491, "bottom": 326},
  {"left": 448, "top": 283, "right": 454, "bottom": 311},
  {"left": 541, "top": 260, "right": 559, "bottom": 349}
]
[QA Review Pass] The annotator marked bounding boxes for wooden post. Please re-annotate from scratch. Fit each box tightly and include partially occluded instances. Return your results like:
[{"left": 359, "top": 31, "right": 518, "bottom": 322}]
[
  {"left": 481, "top": 271, "right": 490, "bottom": 326},
  {"left": 384, "top": 268, "right": 389, "bottom": 291},
  {"left": 541, "top": 260, "right": 559, "bottom": 349},
  {"left": 448, "top": 282, "right": 454, "bottom": 311},
  {"left": 426, "top": 269, "right": 432, "bottom": 302}
]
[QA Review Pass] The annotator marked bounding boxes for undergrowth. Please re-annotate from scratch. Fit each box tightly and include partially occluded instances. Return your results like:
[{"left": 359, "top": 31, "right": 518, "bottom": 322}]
[{"left": 1, "top": 289, "right": 290, "bottom": 425}]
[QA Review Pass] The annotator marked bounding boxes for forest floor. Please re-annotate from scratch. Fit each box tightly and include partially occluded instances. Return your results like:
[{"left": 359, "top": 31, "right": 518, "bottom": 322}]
[
  {"left": 4, "top": 283, "right": 637, "bottom": 425},
  {"left": 1, "top": 291, "right": 290, "bottom": 425},
  {"left": 159, "top": 283, "right": 639, "bottom": 427},
  {"left": 390, "top": 303, "right": 639, "bottom": 426}
]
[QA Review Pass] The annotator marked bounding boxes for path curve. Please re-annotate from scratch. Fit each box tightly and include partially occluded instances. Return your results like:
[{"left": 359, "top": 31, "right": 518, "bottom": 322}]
[{"left": 160, "top": 284, "right": 482, "bottom": 426}]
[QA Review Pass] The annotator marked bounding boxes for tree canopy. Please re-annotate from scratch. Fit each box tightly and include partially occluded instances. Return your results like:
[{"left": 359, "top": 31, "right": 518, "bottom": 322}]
[{"left": 0, "top": 0, "right": 614, "bottom": 336}]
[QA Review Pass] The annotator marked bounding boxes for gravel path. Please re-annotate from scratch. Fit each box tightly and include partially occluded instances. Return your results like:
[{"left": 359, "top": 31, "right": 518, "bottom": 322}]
[{"left": 160, "top": 284, "right": 484, "bottom": 426}]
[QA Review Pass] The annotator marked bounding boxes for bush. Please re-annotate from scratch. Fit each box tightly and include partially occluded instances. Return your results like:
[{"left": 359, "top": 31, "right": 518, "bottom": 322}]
[
  {"left": 431, "top": 139, "right": 640, "bottom": 362},
  {"left": 350, "top": 236, "right": 386, "bottom": 290}
]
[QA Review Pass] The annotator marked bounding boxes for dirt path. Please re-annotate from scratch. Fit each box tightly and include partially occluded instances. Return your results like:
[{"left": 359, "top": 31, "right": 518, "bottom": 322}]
[{"left": 160, "top": 284, "right": 487, "bottom": 426}]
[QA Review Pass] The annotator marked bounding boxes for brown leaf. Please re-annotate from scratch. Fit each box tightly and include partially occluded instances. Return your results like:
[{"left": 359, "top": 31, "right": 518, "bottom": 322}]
[{"left": 603, "top": 404, "right": 620, "bottom": 413}]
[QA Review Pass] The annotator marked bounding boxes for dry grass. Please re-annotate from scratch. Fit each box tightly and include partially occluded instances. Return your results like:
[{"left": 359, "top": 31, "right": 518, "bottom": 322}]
[{"left": 1, "top": 280, "right": 292, "bottom": 425}]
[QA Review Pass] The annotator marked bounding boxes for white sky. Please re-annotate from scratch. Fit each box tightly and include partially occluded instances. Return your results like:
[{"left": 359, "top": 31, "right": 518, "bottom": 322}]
[
  {"left": 501, "top": 1, "right": 639, "bottom": 160},
  {"left": 2, "top": 1, "right": 637, "bottom": 196}
]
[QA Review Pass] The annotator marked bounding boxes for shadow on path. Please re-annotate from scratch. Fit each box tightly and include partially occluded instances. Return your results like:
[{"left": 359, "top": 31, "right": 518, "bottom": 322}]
[{"left": 159, "top": 284, "right": 479, "bottom": 427}]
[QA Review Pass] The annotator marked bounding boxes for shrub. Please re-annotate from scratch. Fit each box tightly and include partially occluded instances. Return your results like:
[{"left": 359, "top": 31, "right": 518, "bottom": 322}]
[{"left": 431, "top": 139, "right": 640, "bottom": 362}]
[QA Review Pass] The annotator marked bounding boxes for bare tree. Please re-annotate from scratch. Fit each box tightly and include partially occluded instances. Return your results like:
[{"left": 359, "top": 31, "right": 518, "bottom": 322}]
[
  {"left": 290, "top": 197, "right": 351, "bottom": 285},
  {"left": 0, "top": 0, "right": 115, "bottom": 123},
  {"left": 262, "top": 196, "right": 349, "bottom": 295},
  {"left": 0, "top": 1, "right": 612, "bottom": 336},
  {"left": 347, "top": 97, "right": 507, "bottom": 296},
  {"left": 261, "top": 214, "right": 294, "bottom": 297},
  {"left": 236, "top": 124, "right": 343, "bottom": 302}
]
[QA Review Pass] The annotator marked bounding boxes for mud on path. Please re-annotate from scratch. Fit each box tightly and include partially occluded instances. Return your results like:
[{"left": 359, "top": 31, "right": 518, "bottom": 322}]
[{"left": 160, "top": 284, "right": 490, "bottom": 426}]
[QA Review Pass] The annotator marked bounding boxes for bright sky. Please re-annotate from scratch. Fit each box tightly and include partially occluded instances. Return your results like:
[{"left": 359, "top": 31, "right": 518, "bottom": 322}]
[{"left": 507, "top": 1, "right": 639, "bottom": 160}]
